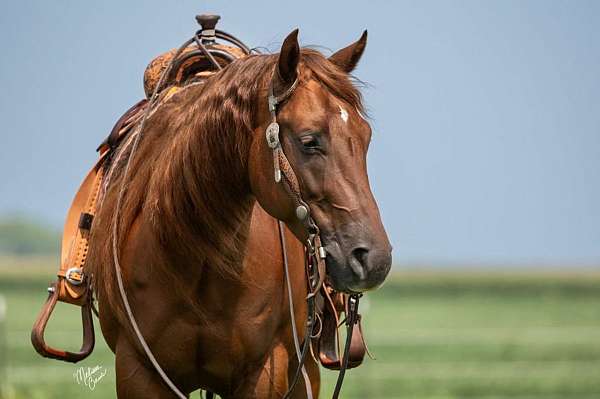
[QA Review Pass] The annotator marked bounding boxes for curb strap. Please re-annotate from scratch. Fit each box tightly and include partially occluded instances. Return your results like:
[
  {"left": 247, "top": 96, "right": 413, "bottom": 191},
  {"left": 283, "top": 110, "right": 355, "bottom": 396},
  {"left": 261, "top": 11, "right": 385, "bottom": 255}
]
[{"left": 332, "top": 294, "right": 362, "bottom": 399}]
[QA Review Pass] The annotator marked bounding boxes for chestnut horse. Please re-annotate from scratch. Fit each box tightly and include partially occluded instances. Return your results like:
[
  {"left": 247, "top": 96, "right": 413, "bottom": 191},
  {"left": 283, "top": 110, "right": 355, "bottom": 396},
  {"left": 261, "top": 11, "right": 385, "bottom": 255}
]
[{"left": 88, "top": 29, "right": 391, "bottom": 398}]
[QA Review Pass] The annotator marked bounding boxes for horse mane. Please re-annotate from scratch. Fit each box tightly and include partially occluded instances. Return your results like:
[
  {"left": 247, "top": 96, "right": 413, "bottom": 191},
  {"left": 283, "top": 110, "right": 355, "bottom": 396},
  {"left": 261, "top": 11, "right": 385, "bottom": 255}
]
[{"left": 88, "top": 47, "right": 365, "bottom": 320}]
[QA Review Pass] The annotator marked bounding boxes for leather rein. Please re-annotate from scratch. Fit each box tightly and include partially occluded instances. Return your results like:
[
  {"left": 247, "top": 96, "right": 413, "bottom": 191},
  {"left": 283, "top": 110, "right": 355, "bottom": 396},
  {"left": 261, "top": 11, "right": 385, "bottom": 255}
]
[{"left": 109, "top": 33, "right": 360, "bottom": 398}]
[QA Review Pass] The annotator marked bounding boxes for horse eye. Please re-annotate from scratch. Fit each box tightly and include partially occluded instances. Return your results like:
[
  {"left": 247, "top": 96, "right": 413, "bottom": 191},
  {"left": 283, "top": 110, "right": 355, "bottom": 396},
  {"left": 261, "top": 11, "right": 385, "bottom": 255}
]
[{"left": 300, "top": 135, "right": 320, "bottom": 150}]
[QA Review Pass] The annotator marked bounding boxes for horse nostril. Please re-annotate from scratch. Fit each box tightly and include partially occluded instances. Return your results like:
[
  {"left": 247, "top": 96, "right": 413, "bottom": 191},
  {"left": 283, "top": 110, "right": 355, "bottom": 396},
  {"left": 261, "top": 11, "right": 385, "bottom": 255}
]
[
  {"left": 351, "top": 247, "right": 370, "bottom": 269},
  {"left": 344, "top": 243, "right": 392, "bottom": 292}
]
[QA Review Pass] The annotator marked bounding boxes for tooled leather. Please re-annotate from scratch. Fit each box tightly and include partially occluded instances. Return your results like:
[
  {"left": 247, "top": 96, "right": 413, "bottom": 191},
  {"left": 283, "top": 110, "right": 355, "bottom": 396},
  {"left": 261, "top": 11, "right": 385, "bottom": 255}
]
[
  {"left": 57, "top": 157, "right": 106, "bottom": 304},
  {"left": 278, "top": 150, "right": 301, "bottom": 196}
]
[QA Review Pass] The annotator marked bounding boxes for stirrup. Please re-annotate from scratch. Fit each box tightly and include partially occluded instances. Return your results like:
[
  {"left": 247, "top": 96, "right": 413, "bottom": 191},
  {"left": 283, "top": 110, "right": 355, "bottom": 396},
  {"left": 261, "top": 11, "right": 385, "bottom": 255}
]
[{"left": 31, "top": 279, "right": 95, "bottom": 363}]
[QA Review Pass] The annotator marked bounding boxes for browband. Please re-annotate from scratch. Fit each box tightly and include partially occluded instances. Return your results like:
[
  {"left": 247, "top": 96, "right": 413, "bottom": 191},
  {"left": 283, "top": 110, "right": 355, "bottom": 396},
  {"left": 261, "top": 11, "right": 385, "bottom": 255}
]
[{"left": 268, "top": 76, "right": 299, "bottom": 117}]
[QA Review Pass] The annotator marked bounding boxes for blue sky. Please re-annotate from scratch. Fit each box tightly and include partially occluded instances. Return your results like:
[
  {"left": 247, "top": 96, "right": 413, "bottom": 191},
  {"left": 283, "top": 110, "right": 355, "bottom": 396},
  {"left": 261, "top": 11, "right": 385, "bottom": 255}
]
[{"left": 1, "top": 1, "right": 598, "bottom": 265}]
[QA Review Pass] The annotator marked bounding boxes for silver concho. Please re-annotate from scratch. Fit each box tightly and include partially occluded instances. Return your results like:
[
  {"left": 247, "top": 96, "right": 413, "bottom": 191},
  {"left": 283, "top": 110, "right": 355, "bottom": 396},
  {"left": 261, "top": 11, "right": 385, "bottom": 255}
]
[
  {"left": 295, "top": 205, "right": 309, "bottom": 221},
  {"left": 265, "top": 122, "right": 280, "bottom": 149}
]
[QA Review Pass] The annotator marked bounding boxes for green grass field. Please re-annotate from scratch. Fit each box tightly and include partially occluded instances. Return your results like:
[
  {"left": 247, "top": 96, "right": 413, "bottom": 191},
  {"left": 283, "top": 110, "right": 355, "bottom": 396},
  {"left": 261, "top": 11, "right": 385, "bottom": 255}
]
[{"left": 1, "top": 256, "right": 599, "bottom": 398}]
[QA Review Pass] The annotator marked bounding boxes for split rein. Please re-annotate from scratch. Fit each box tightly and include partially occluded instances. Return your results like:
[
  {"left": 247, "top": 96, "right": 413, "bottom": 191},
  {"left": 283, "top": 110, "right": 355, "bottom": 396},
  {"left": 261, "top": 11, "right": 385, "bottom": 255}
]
[{"left": 109, "top": 32, "right": 361, "bottom": 398}]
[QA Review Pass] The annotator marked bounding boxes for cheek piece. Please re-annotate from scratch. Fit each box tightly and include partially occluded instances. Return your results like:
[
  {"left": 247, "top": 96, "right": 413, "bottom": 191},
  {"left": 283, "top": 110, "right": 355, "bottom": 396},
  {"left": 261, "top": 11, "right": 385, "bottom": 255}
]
[{"left": 265, "top": 77, "right": 317, "bottom": 234}]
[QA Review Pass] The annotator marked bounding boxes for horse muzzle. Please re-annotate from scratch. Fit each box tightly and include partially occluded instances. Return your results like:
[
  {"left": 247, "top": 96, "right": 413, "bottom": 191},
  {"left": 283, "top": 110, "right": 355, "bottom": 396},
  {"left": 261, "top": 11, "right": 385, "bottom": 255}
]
[{"left": 322, "top": 233, "right": 392, "bottom": 293}]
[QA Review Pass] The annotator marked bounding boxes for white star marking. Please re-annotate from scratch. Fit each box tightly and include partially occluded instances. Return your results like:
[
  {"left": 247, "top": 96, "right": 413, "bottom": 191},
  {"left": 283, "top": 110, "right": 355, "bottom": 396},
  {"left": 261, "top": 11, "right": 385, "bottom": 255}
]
[{"left": 339, "top": 105, "right": 349, "bottom": 123}]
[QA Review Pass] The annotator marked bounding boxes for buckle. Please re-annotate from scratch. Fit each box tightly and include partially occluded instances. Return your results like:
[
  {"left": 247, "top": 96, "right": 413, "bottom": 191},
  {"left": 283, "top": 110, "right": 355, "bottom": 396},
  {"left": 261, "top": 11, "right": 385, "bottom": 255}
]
[
  {"left": 268, "top": 95, "right": 278, "bottom": 113},
  {"left": 66, "top": 267, "right": 85, "bottom": 286},
  {"left": 318, "top": 246, "right": 327, "bottom": 259}
]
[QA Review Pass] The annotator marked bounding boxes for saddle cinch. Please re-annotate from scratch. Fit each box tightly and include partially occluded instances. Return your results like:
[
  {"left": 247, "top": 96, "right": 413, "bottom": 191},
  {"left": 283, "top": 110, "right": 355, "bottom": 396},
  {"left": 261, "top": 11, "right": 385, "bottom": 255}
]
[{"left": 31, "top": 14, "right": 369, "bottom": 370}]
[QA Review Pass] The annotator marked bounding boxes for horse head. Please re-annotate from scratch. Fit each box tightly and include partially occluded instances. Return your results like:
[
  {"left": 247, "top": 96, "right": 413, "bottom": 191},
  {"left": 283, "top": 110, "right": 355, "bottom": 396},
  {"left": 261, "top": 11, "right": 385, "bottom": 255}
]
[{"left": 250, "top": 30, "right": 392, "bottom": 293}]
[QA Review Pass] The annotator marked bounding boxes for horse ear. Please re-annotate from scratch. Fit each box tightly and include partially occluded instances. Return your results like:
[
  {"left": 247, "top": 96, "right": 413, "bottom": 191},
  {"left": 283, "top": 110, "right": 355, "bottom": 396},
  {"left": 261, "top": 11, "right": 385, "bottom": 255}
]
[
  {"left": 277, "top": 29, "right": 300, "bottom": 84},
  {"left": 329, "top": 30, "right": 368, "bottom": 73}
]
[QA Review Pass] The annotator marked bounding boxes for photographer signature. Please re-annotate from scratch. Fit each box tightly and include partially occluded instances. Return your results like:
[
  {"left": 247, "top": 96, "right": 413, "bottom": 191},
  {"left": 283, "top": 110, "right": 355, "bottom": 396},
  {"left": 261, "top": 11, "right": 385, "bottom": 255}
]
[{"left": 73, "top": 365, "right": 107, "bottom": 391}]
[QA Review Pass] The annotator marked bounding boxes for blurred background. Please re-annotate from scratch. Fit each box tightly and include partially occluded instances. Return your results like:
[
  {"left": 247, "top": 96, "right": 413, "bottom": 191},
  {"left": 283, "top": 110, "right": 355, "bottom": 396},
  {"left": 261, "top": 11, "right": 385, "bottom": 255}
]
[{"left": 1, "top": 1, "right": 599, "bottom": 398}]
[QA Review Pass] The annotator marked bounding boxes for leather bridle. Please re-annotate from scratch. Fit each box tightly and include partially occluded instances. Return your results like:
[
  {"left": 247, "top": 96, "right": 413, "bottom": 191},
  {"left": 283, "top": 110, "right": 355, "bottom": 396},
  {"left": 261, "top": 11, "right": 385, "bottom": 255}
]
[
  {"left": 267, "top": 75, "right": 361, "bottom": 399},
  {"left": 266, "top": 76, "right": 323, "bottom": 399}
]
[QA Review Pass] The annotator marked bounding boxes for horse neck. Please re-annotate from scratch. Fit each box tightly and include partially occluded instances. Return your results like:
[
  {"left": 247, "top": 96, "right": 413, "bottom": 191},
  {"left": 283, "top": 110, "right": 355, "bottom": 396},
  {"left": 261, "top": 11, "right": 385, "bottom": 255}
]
[{"left": 149, "top": 85, "right": 257, "bottom": 275}]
